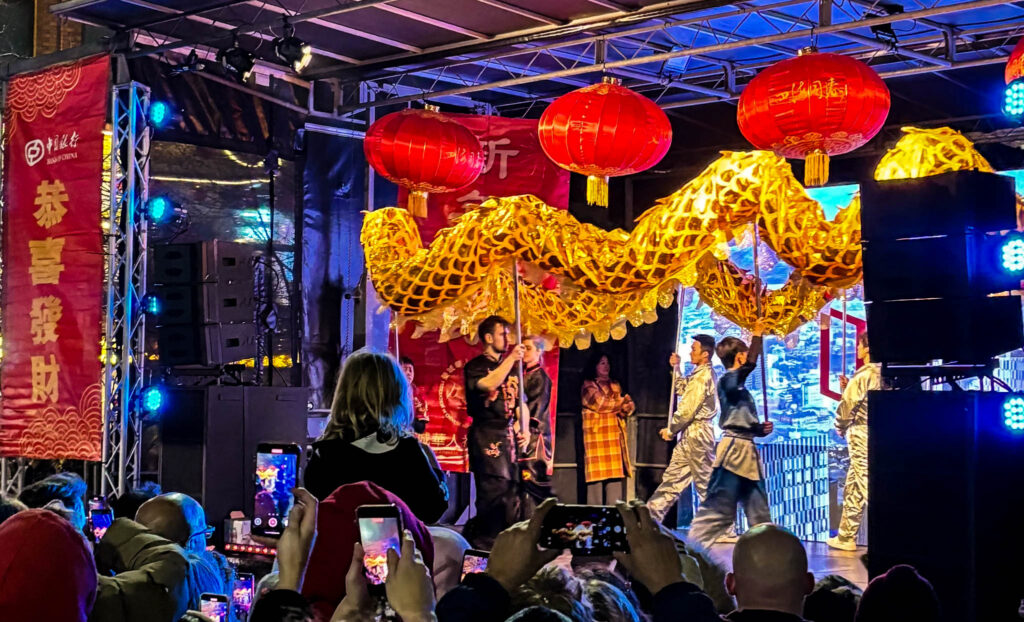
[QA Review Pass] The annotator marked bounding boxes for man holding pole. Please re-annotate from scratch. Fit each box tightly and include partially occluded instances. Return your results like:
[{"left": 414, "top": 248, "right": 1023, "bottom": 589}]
[
  {"left": 462, "top": 315, "right": 525, "bottom": 547},
  {"left": 646, "top": 335, "right": 719, "bottom": 524},
  {"left": 688, "top": 321, "right": 774, "bottom": 549}
]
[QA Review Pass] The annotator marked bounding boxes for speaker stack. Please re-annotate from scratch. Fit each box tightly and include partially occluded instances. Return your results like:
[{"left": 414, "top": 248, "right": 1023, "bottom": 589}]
[{"left": 152, "top": 240, "right": 257, "bottom": 366}]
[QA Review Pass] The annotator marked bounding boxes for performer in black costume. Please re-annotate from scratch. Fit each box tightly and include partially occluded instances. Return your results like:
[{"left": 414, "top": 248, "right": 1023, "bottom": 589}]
[
  {"left": 462, "top": 315, "right": 525, "bottom": 547},
  {"left": 518, "top": 335, "right": 554, "bottom": 518}
]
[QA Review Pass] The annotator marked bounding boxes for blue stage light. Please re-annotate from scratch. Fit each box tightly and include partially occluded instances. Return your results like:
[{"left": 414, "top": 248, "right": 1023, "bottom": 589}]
[
  {"left": 1001, "top": 238, "right": 1024, "bottom": 272},
  {"left": 146, "top": 196, "right": 171, "bottom": 222},
  {"left": 142, "top": 294, "right": 161, "bottom": 315},
  {"left": 1003, "top": 396, "right": 1024, "bottom": 431},
  {"left": 141, "top": 386, "right": 165, "bottom": 413},
  {"left": 149, "top": 101, "right": 172, "bottom": 127},
  {"left": 1004, "top": 80, "right": 1024, "bottom": 118}
]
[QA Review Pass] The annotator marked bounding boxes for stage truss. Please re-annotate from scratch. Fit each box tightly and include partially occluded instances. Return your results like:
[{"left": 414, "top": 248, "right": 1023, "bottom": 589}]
[{"left": 100, "top": 81, "right": 150, "bottom": 497}]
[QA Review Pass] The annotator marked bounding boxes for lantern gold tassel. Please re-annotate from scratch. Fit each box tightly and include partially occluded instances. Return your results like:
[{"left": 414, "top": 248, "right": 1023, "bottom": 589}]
[
  {"left": 804, "top": 149, "right": 830, "bottom": 187},
  {"left": 586, "top": 175, "right": 609, "bottom": 207},
  {"left": 407, "top": 190, "right": 429, "bottom": 218}
]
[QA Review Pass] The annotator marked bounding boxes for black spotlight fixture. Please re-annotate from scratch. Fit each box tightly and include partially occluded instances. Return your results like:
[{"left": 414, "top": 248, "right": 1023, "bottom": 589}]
[
  {"left": 273, "top": 20, "right": 312, "bottom": 72},
  {"left": 218, "top": 36, "right": 255, "bottom": 82},
  {"left": 168, "top": 49, "right": 206, "bottom": 76}
]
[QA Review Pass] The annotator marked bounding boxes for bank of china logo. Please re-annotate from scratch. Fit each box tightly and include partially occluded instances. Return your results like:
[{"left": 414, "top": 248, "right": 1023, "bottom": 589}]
[{"left": 25, "top": 140, "right": 45, "bottom": 166}]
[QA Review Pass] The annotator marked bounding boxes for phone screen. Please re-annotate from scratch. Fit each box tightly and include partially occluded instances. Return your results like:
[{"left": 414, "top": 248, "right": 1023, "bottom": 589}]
[
  {"left": 358, "top": 515, "right": 401, "bottom": 586},
  {"left": 539, "top": 505, "right": 628, "bottom": 556},
  {"left": 461, "top": 550, "right": 489, "bottom": 580},
  {"left": 232, "top": 573, "right": 255, "bottom": 613},
  {"left": 200, "top": 593, "right": 229, "bottom": 622},
  {"left": 90, "top": 508, "right": 113, "bottom": 542},
  {"left": 253, "top": 445, "right": 299, "bottom": 537}
]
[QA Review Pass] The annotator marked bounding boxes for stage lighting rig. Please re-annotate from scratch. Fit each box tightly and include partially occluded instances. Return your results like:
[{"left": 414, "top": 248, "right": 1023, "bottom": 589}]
[
  {"left": 144, "top": 196, "right": 189, "bottom": 232},
  {"left": 218, "top": 37, "right": 255, "bottom": 82},
  {"left": 142, "top": 293, "right": 162, "bottom": 316},
  {"left": 141, "top": 385, "right": 165, "bottom": 415},
  {"left": 273, "top": 21, "right": 312, "bottom": 72},
  {"left": 168, "top": 50, "right": 206, "bottom": 77},
  {"left": 1003, "top": 396, "right": 1024, "bottom": 431},
  {"left": 1004, "top": 80, "right": 1024, "bottom": 119}
]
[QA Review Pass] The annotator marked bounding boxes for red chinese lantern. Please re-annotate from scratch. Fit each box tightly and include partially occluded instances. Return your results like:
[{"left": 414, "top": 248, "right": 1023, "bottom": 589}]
[
  {"left": 364, "top": 106, "right": 484, "bottom": 218},
  {"left": 538, "top": 77, "right": 672, "bottom": 207},
  {"left": 737, "top": 49, "right": 890, "bottom": 186},
  {"left": 1007, "top": 37, "right": 1024, "bottom": 84}
]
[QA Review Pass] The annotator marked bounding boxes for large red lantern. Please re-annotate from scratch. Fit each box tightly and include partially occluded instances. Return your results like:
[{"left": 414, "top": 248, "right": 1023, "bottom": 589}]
[
  {"left": 538, "top": 77, "right": 672, "bottom": 207},
  {"left": 737, "top": 49, "right": 890, "bottom": 186},
  {"left": 1007, "top": 37, "right": 1024, "bottom": 85},
  {"left": 364, "top": 106, "right": 484, "bottom": 218}
]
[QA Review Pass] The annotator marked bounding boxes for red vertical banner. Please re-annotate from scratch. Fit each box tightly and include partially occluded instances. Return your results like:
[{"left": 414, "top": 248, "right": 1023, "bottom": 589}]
[
  {"left": 1, "top": 55, "right": 109, "bottom": 460},
  {"left": 397, "top": 114, "right": 569, "bottom": 472}
]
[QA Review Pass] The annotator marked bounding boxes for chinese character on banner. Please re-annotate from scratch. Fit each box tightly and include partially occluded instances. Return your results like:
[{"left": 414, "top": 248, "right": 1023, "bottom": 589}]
[
  {"left": 28, "top": 237, "right": 66, "bottom": 285},
  {"left": 30, "top": 354, "right": 60, "bottom": 404},
  {"left": 30, "top": 296, "right": 63, "bottom": 345},
  {"left": 33, "top": 179, "right": 69, "bottom": 228}
]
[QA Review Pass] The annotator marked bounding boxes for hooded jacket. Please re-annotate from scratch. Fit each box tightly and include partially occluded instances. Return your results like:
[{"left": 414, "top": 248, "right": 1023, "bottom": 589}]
[
  {"left": 0, "top": 509, "right": 98, "bottom": 622},
  {"left": 301, "top": 481, "right": 435, "bottom": 621}
]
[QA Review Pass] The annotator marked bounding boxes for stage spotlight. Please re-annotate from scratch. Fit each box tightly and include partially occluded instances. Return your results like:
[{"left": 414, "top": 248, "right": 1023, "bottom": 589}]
[
  {"left": 1004, "top": 80, "right": 1024, "bottom": 118},
  {"left": 273, "top": 22, "right": 312, "bottom": 72},
  {"left": 141, "top": 385, "right": 165, "bottom": 414},
  {"left": 1001, "top": 237, "right": 1024, "bottom": 272},
  {"left": 149, "top": 101, "right": 172, "bottom": 128},
  {"left": 168, "top": 49, "right": 206, "bottom": 77},
  {"left": 142, "top": 294, "right": 161, "bottom": 316},
  {"left": 218, "top": 38, "right": 255, "bottom": 82},
  {"left": 146, "top": 196, "right": 172, "bottom": 222},
  {"left": 1002, "top": 396, "right": 1024, "bottom": 431}
]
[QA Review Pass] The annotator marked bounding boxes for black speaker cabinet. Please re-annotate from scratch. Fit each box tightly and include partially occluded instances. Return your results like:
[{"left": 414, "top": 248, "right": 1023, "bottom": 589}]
[
  {"left": 869, "top": 390, "right": 1024, "bottom": 622},
  {"left": 158, "top": 386, "right": 308, "bottom": 542}
]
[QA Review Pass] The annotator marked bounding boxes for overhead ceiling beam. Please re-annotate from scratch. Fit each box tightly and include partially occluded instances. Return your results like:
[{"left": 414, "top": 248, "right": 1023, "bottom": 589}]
[
  {"left": 374, "top": 4, "right": 490, "bottom": 39},
  {"left": 246, "top": 1, "right": 422, "bottom": 53},
  {"left": 112, "top": 0, "right": 401, "bottom": 58},
  {"left": 737, "top": 2, "right": 952, "bottom": 67},
  {"left": 117, "top": 0, "right": 362, "bottom": 63},
  {"left": 336, "top": 0, "right": 1010, "bottom": 112},
  {"left": 306, "top": 0, "right": 742, "bottom": 78},
  {"left": 474, "top": 0, "right": 564, "bottom": 25}
]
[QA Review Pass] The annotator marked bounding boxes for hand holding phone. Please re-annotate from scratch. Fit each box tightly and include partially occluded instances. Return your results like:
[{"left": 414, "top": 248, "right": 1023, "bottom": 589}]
[
  {"left": 253, "top": 442, "right": 301, "bottom": 538},
  {"left": 232, "top": 573, "right": 255, "bottom": 614},
  {"left": 89, "top": 508, "right": 113, "bottom": 542},
  {"left": 200, "top": 593, "right": 229, "bottom": 622},
  {"left": 357, "top": 504, "right": 402, "bottom": 590},
  {"left": 461, "top": 549, "right": 490, "bottom": 580},
  {"left": 538, "top": 504, "right": 629, "bottom": 556}
]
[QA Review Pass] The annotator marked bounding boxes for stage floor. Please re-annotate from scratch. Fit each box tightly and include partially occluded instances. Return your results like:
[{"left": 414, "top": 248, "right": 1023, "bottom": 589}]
[{"left": 704, "top": 540, "right": 869, "bottom": 588}]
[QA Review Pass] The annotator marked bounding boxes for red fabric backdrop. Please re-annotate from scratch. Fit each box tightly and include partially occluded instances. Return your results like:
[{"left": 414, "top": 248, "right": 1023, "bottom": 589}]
[
  {"left": 396, "top": 114, "right": 570, "bottom": 472},
  {"left": 0, "top": 55, "right": 108, "bottom": 460}
]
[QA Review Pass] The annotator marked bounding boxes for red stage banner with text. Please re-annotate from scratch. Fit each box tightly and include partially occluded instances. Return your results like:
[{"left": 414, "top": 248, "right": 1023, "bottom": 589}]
[
  {"left": 0, "top": 55, "right": 109, "bottom": 460},
  {"left": 397, "top": 114, "right": 569, "bottom": 472}
]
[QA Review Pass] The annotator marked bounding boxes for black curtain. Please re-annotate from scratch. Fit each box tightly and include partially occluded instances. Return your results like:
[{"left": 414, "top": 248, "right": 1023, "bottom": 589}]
[{"left": 302, "top": 131, "right": 365, "bottom": 408}]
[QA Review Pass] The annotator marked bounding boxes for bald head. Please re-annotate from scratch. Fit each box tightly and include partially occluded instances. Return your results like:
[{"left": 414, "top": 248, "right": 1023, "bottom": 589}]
[
  {"left": 727, "top": 524, "right": 814, "bottom": 615},
  {"left": 135, "top": 496, "right": 191, "bottom": 546}
]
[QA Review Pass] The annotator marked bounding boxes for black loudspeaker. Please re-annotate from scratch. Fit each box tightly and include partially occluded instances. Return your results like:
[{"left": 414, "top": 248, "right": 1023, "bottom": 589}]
[
  {"left": 869, "top": 391, "right": 1024, "bottom": 622},
  {"left": 158, "top": 386, "right": 308, "bottom": 542},
  {"left": 153, "top": 240, "right": 256, "bottom": 366},
  {"left": 861, "top": 171, "right": 1022, "bottom": 364}
]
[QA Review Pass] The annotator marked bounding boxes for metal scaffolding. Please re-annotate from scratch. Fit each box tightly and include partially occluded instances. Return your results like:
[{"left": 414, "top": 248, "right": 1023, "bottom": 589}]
[{"left": 100, "top": 82, "right": 151, "bottom": 497}]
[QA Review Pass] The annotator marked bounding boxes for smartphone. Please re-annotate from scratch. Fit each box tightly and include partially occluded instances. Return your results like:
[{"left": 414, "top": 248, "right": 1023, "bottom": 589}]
[
  {"left": 200, "top": 593, "right": 230, "bottom": 622},
  {"left": 232, "top": 573, "right": 255, "bottom": 614},
  {"left": 539, "top": 504, "right": 629, "bottom": 556},
  {"left": 461, "top": 549, "right": 490, "bottom": 580},
  {"left": 89, "top": 508, "right": 113, "bottom": 542},
  {"left": 253, "top": 442, "right": 301, "bottom": 538},
  {"left": 357, "top": 504, "right": 402, "bottom": 590},
  {"left": 88, "top": 496, "right": 107, "bottom": 512}
]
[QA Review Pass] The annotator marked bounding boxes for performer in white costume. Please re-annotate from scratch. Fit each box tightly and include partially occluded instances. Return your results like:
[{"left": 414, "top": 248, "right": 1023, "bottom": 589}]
[
  {"left": 647, "top": 335, "right": 719, "bottom": 524},
  {"left": 828, "top": 332, "right": 881, "bottom": 552}
]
